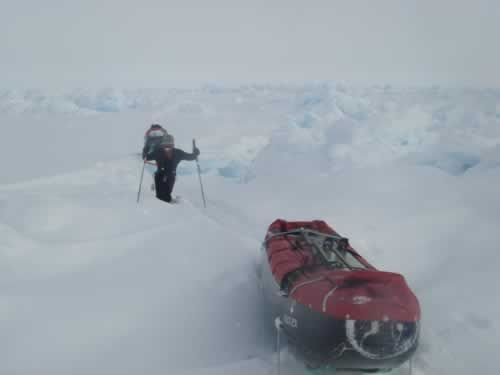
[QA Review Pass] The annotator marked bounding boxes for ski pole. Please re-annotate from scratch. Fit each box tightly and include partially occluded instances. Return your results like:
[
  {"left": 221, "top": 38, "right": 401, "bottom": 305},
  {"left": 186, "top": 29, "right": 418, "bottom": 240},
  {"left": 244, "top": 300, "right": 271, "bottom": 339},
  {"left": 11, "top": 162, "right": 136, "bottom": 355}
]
[
  {"left": 193, "top": 139, "right": 207, "bottom": 208},
  {"left": 137, "top": 160, "right": 146, "bottom": 203}
]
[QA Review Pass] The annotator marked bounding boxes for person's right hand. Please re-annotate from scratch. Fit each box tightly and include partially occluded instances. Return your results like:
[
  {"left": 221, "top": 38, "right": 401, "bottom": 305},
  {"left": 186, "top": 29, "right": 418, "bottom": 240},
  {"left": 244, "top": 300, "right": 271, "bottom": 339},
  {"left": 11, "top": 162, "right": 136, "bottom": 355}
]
[{"left": 193, "top": 147, "right": 200, "bottom": 157}]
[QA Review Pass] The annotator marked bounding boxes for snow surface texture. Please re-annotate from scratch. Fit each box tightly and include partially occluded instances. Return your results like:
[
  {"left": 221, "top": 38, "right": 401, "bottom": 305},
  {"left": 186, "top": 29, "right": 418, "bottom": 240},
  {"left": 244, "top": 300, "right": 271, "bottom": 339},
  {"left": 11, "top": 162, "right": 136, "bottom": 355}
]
[{"left": 1, "top": 85, "right": 500, "bottom": 375}]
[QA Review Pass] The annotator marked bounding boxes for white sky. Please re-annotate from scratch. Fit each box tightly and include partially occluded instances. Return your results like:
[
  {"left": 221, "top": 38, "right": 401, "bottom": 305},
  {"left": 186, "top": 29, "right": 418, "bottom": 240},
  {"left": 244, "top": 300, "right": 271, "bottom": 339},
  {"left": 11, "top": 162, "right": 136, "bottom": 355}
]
[{"left": 1, "top": 0, "right": 499, "bottom": 89}]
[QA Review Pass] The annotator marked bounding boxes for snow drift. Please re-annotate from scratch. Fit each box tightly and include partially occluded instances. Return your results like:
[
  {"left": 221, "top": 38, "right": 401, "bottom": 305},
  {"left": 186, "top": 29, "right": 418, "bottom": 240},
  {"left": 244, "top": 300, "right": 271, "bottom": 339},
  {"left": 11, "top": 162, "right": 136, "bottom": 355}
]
[{"left": 1, "top": 85, "right": 500, "bottom": 375}]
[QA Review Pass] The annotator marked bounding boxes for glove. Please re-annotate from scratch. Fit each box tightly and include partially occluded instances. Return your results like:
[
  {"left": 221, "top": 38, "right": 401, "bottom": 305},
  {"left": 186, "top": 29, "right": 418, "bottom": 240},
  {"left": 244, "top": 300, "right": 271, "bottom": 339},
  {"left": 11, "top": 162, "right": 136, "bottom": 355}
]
[{"left": 193, "top": 147, "right": 200, "bottom": 157}]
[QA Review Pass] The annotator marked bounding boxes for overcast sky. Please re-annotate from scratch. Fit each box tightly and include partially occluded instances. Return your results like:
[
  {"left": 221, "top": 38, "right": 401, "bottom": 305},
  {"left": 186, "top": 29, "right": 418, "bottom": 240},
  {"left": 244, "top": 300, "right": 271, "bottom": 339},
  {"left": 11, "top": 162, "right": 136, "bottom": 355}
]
[{"left": 1, "top": 0, "right": 499, "bottom": 89}]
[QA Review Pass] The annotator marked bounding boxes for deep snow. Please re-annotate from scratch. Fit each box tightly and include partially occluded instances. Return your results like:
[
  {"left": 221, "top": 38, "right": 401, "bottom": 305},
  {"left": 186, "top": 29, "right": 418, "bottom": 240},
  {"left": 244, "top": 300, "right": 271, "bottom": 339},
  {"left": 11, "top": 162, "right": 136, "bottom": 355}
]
[{"left": 1, "top": 85, "right": 500, "bottom": 375}]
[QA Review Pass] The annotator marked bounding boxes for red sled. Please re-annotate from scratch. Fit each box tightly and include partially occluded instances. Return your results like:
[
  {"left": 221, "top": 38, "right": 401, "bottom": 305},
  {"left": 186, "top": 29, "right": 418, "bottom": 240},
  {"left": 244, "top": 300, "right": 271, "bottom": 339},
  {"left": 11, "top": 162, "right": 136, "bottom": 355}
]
[{"left": 259, "top": 219, "right": 420, "bottom": 372}]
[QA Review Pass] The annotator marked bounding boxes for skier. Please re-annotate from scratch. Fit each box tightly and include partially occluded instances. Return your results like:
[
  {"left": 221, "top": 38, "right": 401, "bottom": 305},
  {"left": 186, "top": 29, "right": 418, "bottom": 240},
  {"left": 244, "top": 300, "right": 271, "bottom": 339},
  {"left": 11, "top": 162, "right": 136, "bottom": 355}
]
[
  {"left": 145, "top": 134, "right": 200, "bottom": 203},
  {"left": 142, "top": 124, "right": 168, "bottom": 159}
]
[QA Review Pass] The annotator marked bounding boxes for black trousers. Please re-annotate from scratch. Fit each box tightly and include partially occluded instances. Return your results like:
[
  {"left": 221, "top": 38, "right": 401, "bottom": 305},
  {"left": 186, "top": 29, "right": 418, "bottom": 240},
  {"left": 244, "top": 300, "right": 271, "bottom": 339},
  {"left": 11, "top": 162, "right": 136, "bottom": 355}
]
[{"left": 154, "top": 171, "right": 176, "bottom": 203}]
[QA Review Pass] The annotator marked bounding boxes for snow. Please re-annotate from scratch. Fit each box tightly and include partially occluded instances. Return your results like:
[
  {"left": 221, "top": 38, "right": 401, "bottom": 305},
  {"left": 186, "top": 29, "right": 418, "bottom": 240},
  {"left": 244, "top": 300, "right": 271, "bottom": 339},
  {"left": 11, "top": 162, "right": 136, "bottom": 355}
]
[{"left": 1, "top": 85, "right": 500, "bottom": 375}]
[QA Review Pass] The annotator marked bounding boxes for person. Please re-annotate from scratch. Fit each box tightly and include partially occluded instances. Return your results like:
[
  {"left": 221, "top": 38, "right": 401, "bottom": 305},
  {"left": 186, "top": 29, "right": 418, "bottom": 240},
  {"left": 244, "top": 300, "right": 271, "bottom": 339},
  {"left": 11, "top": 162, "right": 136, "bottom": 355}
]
[
  {"left": 145, "top": 134, "right": 200, "bottom": 203},
  {"left": 142, "top": 124, "right": 168, "bottom": 159}
]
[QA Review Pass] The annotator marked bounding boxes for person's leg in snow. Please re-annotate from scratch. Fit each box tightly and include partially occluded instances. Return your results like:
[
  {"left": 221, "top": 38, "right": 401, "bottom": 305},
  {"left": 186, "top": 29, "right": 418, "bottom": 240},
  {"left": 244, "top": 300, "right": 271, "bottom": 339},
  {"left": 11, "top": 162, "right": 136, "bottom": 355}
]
[
  {"left": 164, "top": 174, "right": 176, "bottom": 202},
  {"left": 154, "top": 172, "right": 162, "bottom": 199},
  {"left": 154, "top": 171, "right": 176, "bottom": 203}
]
